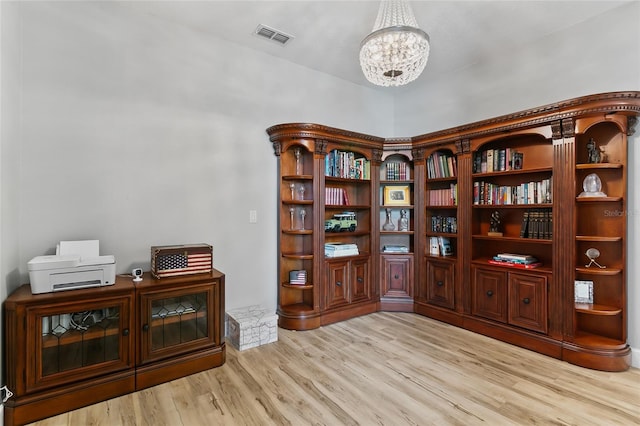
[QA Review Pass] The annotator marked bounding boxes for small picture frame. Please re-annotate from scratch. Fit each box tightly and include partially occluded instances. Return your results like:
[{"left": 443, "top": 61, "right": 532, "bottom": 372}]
[
  {"left": 574, "top": 280, "right": 594, "bottom": 304},
  {"left": 384, "top": 185, "right": 410, "bottom": 206}
]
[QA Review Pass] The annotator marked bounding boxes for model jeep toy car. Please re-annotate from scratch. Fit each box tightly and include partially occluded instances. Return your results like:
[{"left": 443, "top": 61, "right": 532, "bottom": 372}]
[{"left": 325, "top": 212, "right": 357, "bottom": 232}]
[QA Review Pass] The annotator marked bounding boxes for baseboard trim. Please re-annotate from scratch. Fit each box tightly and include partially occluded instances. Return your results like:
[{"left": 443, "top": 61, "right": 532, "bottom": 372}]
[{"left": 631, "top": 345, "right": 639, "bottom": 369}]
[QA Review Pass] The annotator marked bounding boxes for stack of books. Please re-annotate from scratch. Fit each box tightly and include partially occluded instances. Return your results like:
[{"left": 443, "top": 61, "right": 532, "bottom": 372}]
[
  {"left": 325, "top": 243, "right": 359, "bottom": 257},
  {"left": 489, "top": 253, "right": 542, "bottom": 269},
  {"left": 288, "top": 270, "right": 307, "bottom": 285},
  {"left": 382, "top": 245, "right": 409, "bottom": 253}
]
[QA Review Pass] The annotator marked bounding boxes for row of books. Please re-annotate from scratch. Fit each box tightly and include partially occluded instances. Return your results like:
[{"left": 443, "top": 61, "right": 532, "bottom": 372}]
[
  {"left": 488, "top": 253, "right": 542, "bottom": 269},
  {"left": 385, "top": 162, "right": 410, "bottom": 181},
  {"left": 427, "top": 184, "right": 458, "bottom": 206},
  {"left": 431, "top": 215, "right": 458, "bottom": 234},
  {"left": 427, "top": 151, "right": 457, "bottom": 179},
  {"left": 325, "top": 187, "right": 349, "bottom": 205},
  {"left": 325, "top": 243, "right": 359, "bottom": 257},
  {"left": 473, "top": 148, "right": 524, "bottom": 173},
  {"left": 520, "top": 209, "right": 552, "bottom": 239},
  {"left": 473, "top": 178, "right": 552, "bottom": 205},
  {"left": 429, "top": 236, "right": 453, "bottom": 256},
  {"left": 325, "top": 150, "right": 370, "bottom": 180}
]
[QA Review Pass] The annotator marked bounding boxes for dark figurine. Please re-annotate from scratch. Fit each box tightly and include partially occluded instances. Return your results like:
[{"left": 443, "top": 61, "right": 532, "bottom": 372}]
[
  {"left": 587, "top": 138, "right": 601, "bottom": 163},
  {"left": 490, "top": 211, "right": 501, "bottom": 233}
]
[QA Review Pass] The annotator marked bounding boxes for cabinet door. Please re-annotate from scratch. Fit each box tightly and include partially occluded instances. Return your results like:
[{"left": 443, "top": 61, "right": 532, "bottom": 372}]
[
  {"left": 426, "top": 259, "right": 455, "bottom": 309},
  {"left": 138, "top": 282, "right": 216, "bottom": 365},
  {"left": 26, "top": 295, "right": 133, "bottom": 393},
  {"left": 351, "top": 258, "right": 371, "bottom": 303},
  {"left": 508, "top": 272, "right": 548, "bottom": 333},
  {"left": 381, "top": 255, "right": 413, "bottom": 299},
  {"left": 472, "top": 267, "right": 507, "bottom": 323},
  {"left": 325, "top": 260, "right": 350, "bottom": 309}
]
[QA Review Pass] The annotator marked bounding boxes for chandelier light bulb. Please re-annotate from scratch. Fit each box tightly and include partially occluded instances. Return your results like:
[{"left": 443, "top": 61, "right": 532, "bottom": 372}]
[{"left": 360, "top": 0, "right": 430, "bottom": 87}]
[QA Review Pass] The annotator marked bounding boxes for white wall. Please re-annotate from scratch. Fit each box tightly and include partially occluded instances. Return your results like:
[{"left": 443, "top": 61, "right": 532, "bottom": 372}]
[
  {"left": 395, "top": 2, "right": 640, "bottom": 365},
  {"left": 3, "top": 1, "right": 394, "bottom": 316},
  {"left": 0, "top": 0, "right": 23, "bottom": 402}
]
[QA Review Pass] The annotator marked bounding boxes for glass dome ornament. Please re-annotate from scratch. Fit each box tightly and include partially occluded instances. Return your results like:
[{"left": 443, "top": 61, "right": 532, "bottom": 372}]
[
  {"left": 360, "top": 0, "right": 430, "bottom": 87},
  {"left": 578, "top": 173, "right": 606, "bottom": 197}
]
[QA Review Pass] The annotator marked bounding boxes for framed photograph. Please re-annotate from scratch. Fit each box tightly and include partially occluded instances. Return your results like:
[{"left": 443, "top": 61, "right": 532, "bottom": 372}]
[
  {"left": 384, "top": 185, "right": 410, "bottom": 206},
  {"left": 574, "top": 280, "right": 594, "bottom": 304}
]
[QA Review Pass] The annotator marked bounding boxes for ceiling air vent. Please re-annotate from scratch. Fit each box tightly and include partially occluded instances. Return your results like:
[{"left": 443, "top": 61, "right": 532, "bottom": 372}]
[{"left": 254, "top": 24, "right": 294, "bottom": 46}]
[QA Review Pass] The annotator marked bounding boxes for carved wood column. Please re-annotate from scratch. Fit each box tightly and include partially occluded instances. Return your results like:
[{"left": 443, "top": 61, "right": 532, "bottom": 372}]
[
  {"left": 552, "top": 119, "right": 575, "bottom": 340},
  {"left": 412, "top": 147, "right": 426, "bottom": 301},
  {"left": 455, "top": 139, "right": 472, "bottom": 314}
]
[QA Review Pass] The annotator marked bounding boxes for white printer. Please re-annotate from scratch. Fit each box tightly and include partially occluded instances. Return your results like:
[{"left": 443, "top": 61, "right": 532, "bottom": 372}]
[{"left": 27, "top": 240, "right": 116, "bottom": 294}]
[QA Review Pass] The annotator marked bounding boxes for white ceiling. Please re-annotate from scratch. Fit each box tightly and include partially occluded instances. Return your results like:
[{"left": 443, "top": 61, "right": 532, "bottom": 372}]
[{"left": 122, "top": 0, "right": 629, "bottom": 91}]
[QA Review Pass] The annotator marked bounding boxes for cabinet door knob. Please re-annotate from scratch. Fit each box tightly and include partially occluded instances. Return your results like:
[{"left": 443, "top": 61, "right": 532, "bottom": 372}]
[
  {"left": 122, "top": 328, "right": 130, "bottom": 336},
  {"left": 143, "top": 324, "right": 149, "bottom": 332},
  {"left": 437, "top": 281, "right": 444, "bottom": 287},
  {"left": 523, "top": 298, "right": 531, "bottom": 304},
  {"left": 394, "top": 274, "right": 400, "bottom": 280},
  {"left": 336, "top": 281, "right": 342, "bottom": 287},
  {"left": 486, "top": 290, "right": 493, "bottom": 297},
  {"left": 357, "top": 277, "right": 364, "bottom": 283}
]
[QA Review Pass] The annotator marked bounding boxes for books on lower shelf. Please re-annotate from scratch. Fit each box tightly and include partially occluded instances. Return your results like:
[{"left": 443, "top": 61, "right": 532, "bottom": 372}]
[
  {"left": 325, "top": 187, "right": 350, "bottom": 205},
  {"left": 489, "top": 253, "right": 541, "bottom": 269},
  {"left": 325, "top": 243, "right": 359, "bottom": 257},
  {"left": 488, "top": 259, "right": 542, "bottom": 269},
  {"left": 383, "top": 245, "right": 409, "bottom": 253},
  {"left": 429, "top": 237, "right": 452, "bottom": 256},
  {"left": 520, "top": 209, "right": 552, "bottom": 239}
]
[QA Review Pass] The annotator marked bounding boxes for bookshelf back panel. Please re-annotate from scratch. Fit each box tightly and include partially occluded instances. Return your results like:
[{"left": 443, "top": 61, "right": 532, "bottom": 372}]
[
  {"left": 575, "top": 123, "right": 625, "bottom": 165},
  {"left": 575, "top": 204, "right": 624, "bottom": 236},
  {"left": 474, "top": 135, "right": 553, "bottom": 171}
]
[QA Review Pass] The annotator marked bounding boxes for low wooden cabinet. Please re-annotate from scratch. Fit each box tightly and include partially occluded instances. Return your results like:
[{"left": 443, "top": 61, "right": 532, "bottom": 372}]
[
  {"left": 425, "top": 258, "right": 455, "bottom": 310},
  {"left": 472, "top": 266, "right": 548, "bottom": 334},
  {"left": 135, "top": 271, "right": 225, "bottom": 391},
  {"left": 325, "top": 257, "right": 371, "bottom": 310},
  {"left": 4, "top": 270, "right": 225, "bottom": 426},
  {"left": 380, "top": 254, "right": 414, "bottom": 307}
]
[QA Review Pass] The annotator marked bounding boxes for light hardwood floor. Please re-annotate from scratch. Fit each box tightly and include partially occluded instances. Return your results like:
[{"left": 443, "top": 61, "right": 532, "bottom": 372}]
[{"left": 30, "top": 312, "right": 640, "bottom": 425}]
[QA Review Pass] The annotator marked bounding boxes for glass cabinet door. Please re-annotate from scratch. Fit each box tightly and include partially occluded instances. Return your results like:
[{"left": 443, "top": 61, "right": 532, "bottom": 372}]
[
  {"left": 28, "top": 296, "right": 133, "bottom": 393},
  {"left": 139, "top": 283, "right": 216, "bottom": 364}
]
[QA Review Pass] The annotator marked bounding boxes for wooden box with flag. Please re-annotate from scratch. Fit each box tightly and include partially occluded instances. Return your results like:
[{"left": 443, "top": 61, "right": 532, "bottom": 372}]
[{"left": 151, "top": 244, "right": 213, "bottom": 279}]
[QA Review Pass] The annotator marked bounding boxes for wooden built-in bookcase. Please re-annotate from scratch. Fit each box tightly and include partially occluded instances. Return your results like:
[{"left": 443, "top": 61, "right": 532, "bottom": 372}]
[{"left": 267, "top": 92, "right": 639, "bottom": 372}]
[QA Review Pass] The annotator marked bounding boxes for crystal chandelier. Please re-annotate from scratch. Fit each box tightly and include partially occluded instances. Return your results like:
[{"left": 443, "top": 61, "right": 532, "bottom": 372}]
[{"left": 359, "top": 0, "right": 430, "bottom": 87}]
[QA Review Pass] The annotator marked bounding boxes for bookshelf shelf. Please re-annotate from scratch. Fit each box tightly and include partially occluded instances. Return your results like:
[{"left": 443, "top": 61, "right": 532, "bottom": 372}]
[
  {"left": 575, "top": 163, "right": 622, "bottom": 170},
  {"left": 283, "top": 175, "right": 313, "bottom": 180},
  {"left": 282, "top": 230, "right": 313, "bottom": 236},
  {"left": 472, "top": 235, "right": 552, "bottom": 244},
  {"left": 575, "top": 235, "right": 622, "bottom": 242},
  {"left": 282, "top": 283, "right": 314, "bottom": 290},
  {"left": 473, "top": 166, "right": 553, "bottom": 177},
  {"left": 574, "top": 267, "right": 622, "bottom": 276},
  {"left": 575, "top": 197, "right": 622, "bottom": 203},
  {"left": 472, "top": 203, "right": 552, "bottom": 209},
  {"left": 575, "top": 303, "right": 622, "bottom": 316}
]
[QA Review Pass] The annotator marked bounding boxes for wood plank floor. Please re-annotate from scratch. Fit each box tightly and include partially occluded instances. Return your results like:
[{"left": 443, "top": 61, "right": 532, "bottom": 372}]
[{"left": 30, "top": 312, "right": 640, "bottom": 425}]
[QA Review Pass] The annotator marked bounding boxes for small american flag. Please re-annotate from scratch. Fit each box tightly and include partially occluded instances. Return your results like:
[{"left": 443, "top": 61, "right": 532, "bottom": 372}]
[{"left": 156, "top": 252, "right": 212, "bottom": 278}]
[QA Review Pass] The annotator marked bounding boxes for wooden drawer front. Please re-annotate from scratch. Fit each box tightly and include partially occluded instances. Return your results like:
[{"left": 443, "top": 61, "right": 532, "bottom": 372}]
[
  {"left": 426, "top": 259, "right": 455, "bottom": 309},
  {"left": 381, "top": 256, "right": 413, "bottom": 299},
  {"left": 326, "top": 260, "right": 350, "bottom": 309},
  {"left": 508, "top": 273, "right": 548, "bottom": 333},
  {"left": 351, "top": 258, "right": 371, "bottom": 303},
  {"left": 472, "top": 267, "right": 507, "bottom": 323}
]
